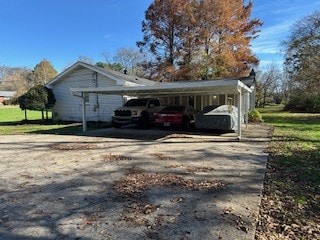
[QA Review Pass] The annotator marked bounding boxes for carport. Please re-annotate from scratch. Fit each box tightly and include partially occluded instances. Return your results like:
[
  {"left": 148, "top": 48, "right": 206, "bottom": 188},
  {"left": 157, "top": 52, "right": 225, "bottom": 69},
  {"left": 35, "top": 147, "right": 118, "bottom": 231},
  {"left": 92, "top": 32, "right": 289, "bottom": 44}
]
[{"left": 70, "top": 78, "right": 253, "bottom": 140}]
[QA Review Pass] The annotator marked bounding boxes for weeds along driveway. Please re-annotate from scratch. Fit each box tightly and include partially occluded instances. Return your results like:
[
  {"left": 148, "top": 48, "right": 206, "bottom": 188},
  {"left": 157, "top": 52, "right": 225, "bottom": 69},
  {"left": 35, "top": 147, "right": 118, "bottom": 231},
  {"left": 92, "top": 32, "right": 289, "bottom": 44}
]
[{"left": 0, "top": 124, "right": 271, "bottom": 240}]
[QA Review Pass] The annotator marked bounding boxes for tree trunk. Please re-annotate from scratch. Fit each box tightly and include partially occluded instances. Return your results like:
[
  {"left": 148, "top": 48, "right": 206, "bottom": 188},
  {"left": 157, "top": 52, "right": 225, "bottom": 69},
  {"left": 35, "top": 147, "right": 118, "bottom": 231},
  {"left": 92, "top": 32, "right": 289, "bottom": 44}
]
[
  {"left": 41, "top": 110, "right": 44, "bottom": 121},
  {"left": 24, "top": 109, "right": 27, "bottom": 121},
  {"left": 262, "top": 93, "right": 267, "bottom": 108}
]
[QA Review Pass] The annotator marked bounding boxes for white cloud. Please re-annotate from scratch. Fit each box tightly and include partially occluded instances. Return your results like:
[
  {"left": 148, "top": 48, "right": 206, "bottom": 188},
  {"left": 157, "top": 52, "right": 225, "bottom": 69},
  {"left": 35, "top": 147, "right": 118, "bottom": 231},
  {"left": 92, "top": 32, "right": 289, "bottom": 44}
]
[
  {"left": 251, "top": 20, "right": 293, "bottom": 55},
  {"left": 258, "top": 59, "right": 283, "bottom": 69},
  {"left": 260, "top": 21, "right": 292, "bottom": 37},
  {"left": 272, "top": 1, "right": 320, "bottom": 16},
  {"left": 251, "top": 0, "right": 320, "bottom": 57}
]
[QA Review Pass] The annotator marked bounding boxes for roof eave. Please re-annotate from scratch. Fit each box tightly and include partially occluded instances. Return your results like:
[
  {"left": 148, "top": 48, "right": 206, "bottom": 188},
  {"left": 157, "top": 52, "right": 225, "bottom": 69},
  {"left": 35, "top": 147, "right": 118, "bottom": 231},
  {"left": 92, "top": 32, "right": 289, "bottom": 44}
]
[{"left": 46, "top": 61, "right": 125, "bottom": 87}]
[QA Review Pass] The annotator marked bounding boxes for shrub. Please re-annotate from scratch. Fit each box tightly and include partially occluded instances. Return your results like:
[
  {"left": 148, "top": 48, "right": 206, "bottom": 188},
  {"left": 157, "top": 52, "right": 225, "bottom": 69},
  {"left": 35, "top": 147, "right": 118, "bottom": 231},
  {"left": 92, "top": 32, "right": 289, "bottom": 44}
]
[
  {"left": 284, "top": 93, "right": 320, "bottom": 113},
  {"left": 248, "top": 109, "right": 263, "bottom": 123}
]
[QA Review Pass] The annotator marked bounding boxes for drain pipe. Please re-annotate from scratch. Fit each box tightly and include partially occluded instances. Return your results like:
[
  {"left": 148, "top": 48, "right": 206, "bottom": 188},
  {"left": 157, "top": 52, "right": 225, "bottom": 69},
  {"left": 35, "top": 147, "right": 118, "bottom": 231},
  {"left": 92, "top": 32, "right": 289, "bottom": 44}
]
[{"left": 82, "top": 93, "right": 87, "bottom": 132}]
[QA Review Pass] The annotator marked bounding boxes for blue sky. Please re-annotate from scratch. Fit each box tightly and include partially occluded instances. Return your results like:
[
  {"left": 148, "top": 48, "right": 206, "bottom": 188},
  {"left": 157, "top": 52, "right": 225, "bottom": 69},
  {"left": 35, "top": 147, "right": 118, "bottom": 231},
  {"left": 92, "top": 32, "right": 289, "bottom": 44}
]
[{"left": 0, "top": 0, "right": 319, "bottom": 72}]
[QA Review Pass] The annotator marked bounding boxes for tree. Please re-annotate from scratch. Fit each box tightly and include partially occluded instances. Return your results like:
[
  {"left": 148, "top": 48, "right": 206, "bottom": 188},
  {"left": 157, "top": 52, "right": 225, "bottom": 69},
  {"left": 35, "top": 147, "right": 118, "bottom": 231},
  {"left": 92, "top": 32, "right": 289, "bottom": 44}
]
[
  {"left": 113, "top": 48, "right": 145, "bottom": 75},
  {"left": 96, "top": 61, "right": 124, "bottom": 72},
  {"left": 283, "top": 11, "right": 320, "bottom": 94},
  {"left": 100, "top": 49, "right": 147, "bottom": 76},
  {"left": 16, "top": 85, "right": 56, "bottom": 121},
  {"left": 137, "top": 0, "right": 187, "bottom": 81},
  {"left": 45, "top": 86, "right": 56, "bottom": 119},
  {"left": 29, "top": 59, "right": 57, "bottom": 86},
  {"left": 101, "top": 52, "right": 125, "bottom": 72},
  {"left": 15, "top": 94, "right": 29, "bottom": 120},
  {"left": 0, "top": 66, "right": 31, "bottom": 96},
  {"left": 280, "top": 72, "right": 293, "bottom": 105},
  {"left": 78, "top": 56, "right": 95, "bottom": 65},
  {"left": 186, "top": 0, "right": 261, "bottom": 79},
  {"left": 137, "top": 0, "right": 262, "bottom": 81},
  {"left": 255, "top": 64, "right": 282, "bottom": 107}
]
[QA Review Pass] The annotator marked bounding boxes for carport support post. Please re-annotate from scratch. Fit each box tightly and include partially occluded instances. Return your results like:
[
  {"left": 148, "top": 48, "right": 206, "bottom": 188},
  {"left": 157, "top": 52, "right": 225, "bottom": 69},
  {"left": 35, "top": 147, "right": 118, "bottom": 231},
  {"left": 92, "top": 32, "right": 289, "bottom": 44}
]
[
  {"left": 245, "top": 92, "right": 249, "bottom": 129},
  {"left": 237, "top": 87, "right": 242, "bottom": 140},
  {"left": 82, "top": 93, "right": 87, "bottom": 132}
]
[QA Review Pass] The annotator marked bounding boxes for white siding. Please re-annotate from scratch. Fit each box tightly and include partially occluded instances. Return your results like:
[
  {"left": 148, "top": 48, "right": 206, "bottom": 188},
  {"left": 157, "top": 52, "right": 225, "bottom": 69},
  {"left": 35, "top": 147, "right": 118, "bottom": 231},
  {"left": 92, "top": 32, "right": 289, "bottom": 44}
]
[{"left": 52, "top": 67, "right": 123, "bottom": 122}]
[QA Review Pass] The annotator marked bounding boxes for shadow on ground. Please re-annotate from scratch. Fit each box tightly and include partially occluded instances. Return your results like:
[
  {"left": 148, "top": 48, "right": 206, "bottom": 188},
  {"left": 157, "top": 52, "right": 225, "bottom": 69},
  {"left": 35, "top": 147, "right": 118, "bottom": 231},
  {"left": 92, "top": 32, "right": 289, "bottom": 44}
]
[{"left": 0, "top": 157, "right": 266, "bottom": 240}]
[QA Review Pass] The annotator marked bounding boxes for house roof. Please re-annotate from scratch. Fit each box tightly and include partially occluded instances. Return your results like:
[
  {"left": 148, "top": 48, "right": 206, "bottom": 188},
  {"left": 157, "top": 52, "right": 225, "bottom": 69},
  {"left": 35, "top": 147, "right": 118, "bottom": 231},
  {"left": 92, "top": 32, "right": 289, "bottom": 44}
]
[
  {"left": 70, "top": 78, "right": 252, "bottom": 97},
  {"left": 0, "top": 91, "right": 16, "bottom": 97},
  {"left": 46, "top": 61, "right": 156, "bottom": 87}
]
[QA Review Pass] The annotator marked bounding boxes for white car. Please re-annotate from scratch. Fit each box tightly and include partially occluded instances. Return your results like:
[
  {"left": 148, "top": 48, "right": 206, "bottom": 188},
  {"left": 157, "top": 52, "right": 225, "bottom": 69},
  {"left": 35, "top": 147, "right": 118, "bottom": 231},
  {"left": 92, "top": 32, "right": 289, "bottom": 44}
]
[{"left": 112, "top": 98, "right": 162, "bottom": 128}]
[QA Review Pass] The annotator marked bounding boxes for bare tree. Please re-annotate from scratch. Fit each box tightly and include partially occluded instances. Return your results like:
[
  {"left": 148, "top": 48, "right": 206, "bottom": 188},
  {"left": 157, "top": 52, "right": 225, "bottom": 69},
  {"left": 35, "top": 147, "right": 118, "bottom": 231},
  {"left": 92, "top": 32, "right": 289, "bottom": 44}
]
[
  {"left": 256, "top": 63, "right": 282, "bottom": 107},
  {"left": 78, "top": 56, "right": 95, "bottom": 65},
  {"left": 283, "top": 11, "right": 320, "bottom": 93},
  {"left": 280, "top": 72, "right": 293, "bottom": 105},
  {"left": 0, "top": 66, "right": 31, "bottom": 97},
  {"left": 113, "top": 48, "right": 145, "bottom": 75},
  {"left": 102, "top": 52, "right": 112, "bottom": 64}
]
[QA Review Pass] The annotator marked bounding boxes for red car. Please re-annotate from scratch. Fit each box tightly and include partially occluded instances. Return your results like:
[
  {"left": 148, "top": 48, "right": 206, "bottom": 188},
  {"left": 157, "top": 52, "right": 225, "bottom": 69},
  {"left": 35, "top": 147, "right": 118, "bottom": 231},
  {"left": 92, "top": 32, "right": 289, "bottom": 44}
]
[{"left": 154, "top": 105, "right": 197, "bottom": 130}]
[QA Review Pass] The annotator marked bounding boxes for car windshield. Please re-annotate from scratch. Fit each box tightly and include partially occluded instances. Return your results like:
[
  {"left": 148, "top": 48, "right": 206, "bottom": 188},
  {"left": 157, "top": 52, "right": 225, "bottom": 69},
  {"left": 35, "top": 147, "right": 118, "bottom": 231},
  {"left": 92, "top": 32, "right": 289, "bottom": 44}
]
[
  {"left": 124, "top": 99, "right": 148, "bottom": 107},
  {"left": 161, "top": 105, "right": 185, "bottom": 112}
]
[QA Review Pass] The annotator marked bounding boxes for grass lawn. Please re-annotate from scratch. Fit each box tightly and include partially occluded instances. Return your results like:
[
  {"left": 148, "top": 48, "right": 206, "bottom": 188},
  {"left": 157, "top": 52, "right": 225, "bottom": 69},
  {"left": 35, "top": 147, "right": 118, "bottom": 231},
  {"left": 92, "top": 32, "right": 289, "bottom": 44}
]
[
  {"left": 255, "top": 105, "right": 320, "bottom": 240},
  {"left": 0, "top": 105, "right": 83, "bottom": 134},
  {"left": 0, "top": 105, "right": 50, "bottom": 122}
]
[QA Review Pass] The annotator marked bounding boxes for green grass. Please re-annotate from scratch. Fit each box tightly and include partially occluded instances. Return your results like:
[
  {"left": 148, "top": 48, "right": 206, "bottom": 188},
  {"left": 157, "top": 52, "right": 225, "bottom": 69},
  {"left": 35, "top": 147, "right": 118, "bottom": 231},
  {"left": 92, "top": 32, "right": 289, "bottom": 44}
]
[
  {"left": 0, "top": 105, "right": 51, "bottom": 122},
  {"left": 256, "top": 105, "right": 320, "bottom": 239},
  {"left": 260, "top": 106, "right": 320, "bottom": 195},
  {"left": 0, "top": 105, "right": 82, "bottom": 134}
]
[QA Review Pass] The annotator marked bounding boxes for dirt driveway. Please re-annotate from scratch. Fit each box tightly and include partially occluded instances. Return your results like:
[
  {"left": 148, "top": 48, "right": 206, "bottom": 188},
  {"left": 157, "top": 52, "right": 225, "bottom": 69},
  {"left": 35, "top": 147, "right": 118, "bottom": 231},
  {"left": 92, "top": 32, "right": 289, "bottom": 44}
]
[{"left": 0, "top": 125, "right": 271, "bottom": 240}]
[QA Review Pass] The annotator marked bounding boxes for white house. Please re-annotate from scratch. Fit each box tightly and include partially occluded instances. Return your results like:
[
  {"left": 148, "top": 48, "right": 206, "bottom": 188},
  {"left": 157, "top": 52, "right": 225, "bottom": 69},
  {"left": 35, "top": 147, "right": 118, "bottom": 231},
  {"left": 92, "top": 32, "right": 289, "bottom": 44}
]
[
  {"left": 47, "top": 61, "right": 256, "bottom": 130},
  {"left": 45, "top": 61, "right": 156, "bottom": 122}
]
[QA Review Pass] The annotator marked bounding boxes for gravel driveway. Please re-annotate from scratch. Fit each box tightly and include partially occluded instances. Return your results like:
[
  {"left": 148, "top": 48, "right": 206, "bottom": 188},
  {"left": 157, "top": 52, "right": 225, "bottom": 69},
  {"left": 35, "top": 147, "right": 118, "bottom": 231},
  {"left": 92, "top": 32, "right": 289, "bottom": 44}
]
[{"left": 0, "top": 124, "right": 271, "bottom": 240}]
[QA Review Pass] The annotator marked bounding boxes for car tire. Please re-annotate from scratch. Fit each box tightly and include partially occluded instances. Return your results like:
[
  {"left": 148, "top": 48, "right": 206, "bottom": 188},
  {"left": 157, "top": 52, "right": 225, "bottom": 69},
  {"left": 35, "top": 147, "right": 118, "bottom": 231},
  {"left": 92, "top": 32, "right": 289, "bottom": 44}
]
[
  {"left": 139, "top": 112, "right": 149, "bottom": 128},
  {"left": 112, "top": 121, "right": 121, "bottom": 128},
  {"left": 182, "top": 116, "right": 191, "bottom": 130}
]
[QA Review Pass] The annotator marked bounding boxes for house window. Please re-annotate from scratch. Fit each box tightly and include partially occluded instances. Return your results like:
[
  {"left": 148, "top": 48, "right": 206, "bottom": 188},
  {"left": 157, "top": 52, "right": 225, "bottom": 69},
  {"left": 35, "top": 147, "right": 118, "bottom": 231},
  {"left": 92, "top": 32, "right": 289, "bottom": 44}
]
[
  {"left": 188, "top": 95, "right": 194, "bottom": 107},
  {"left": 174, "top": 96, "right": 180, "bottom": 105},
  {"left": 159, "top": 97, "right": 168, "bottom": 106},
  {"left": 219, "top": 94, "right": 226, "bottom": 105},
  {"left": 203, "top": 95, "right": 210, "bottom": 107},
  {"left": 212, "top": 95, "right": 219, "bottom": 105},
  {"left": 181, "top": 96, "right": 188, "bottom": 106},
  {"left": 196, "top": 95, "right": 202, "bottom": 110},
  {"left": 168, "top": 97, "right": 174, "bottom": 105}
]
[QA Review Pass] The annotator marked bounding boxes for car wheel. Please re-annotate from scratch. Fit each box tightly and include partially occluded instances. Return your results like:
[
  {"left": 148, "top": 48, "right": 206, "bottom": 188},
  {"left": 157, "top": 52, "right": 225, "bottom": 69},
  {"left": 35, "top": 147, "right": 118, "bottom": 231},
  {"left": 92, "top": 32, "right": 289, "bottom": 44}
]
[
  {"left": 182, "top": 116, "right": 191, "bottom": 130},
  {"left": 112, "top": 121, "right": 121, "bottom": 128},
  {"left": 139, "top": 112, "right": 149, "bottom": 128}
]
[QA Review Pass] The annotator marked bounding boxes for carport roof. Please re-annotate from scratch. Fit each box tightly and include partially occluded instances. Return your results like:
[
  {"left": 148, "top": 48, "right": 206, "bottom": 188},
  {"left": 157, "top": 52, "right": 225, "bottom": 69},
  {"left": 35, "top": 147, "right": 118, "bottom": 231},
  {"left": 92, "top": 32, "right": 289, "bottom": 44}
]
[{"left": 70, "top": 78, "right": 252, "bottom": 96}]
